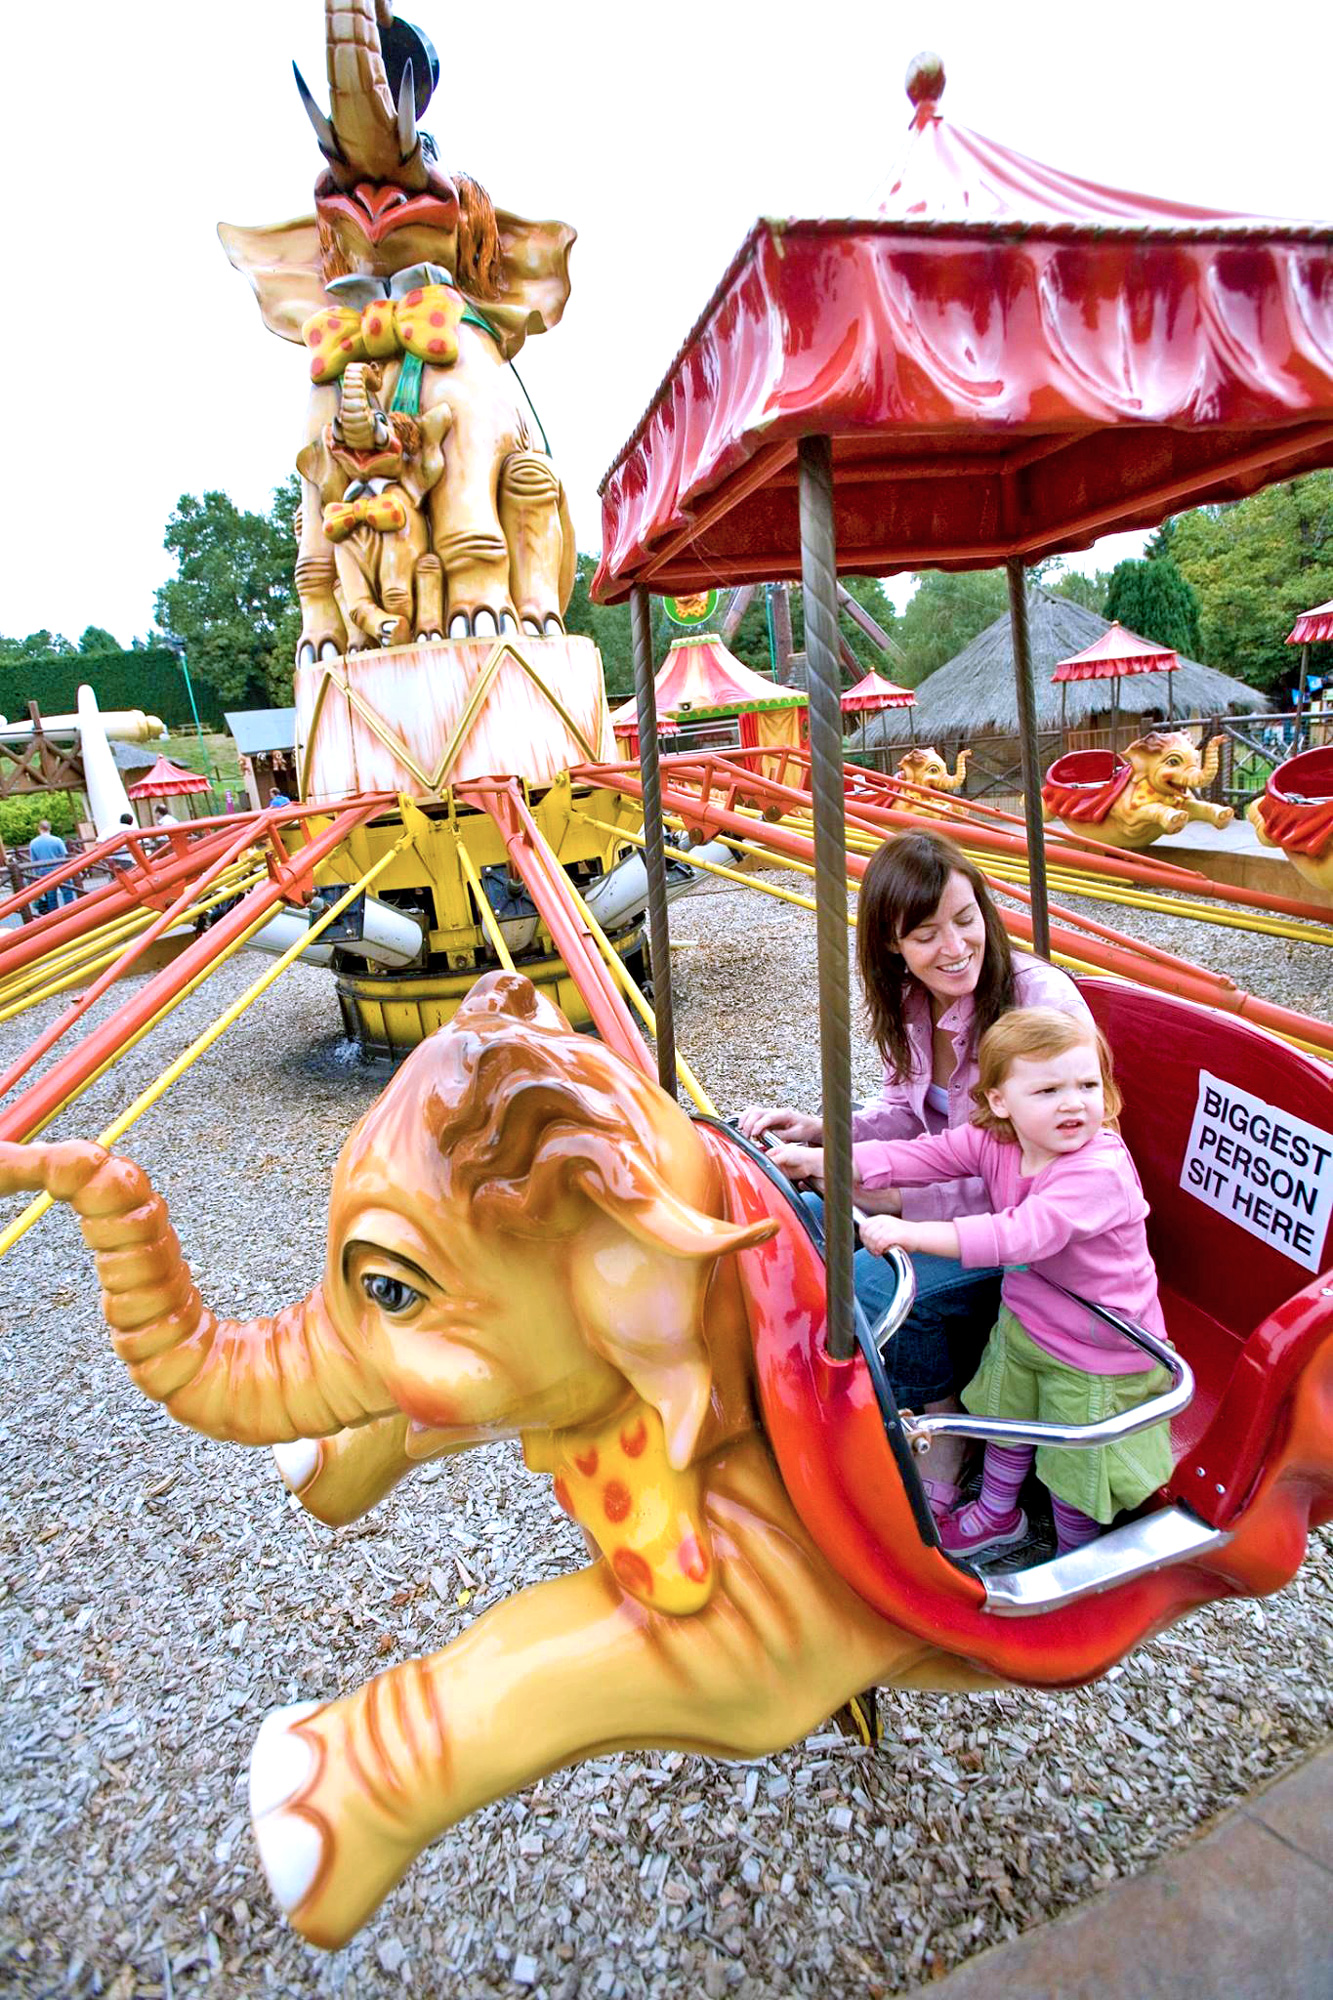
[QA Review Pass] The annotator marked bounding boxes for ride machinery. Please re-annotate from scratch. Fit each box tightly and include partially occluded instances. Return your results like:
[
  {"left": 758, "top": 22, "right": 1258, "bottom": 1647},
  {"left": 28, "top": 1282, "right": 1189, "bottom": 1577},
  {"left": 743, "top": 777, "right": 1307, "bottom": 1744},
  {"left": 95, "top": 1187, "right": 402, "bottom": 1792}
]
[{"left": 2, "top": 10, "right": 1333, "bottom": 1954}]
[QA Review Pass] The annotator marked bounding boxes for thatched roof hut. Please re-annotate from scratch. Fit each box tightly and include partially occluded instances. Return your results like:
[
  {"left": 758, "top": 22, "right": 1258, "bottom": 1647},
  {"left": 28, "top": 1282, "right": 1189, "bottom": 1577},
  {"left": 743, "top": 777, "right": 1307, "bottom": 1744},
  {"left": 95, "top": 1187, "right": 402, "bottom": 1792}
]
[{"left": 865, "top": 588, "right": 1262, "bottom": 748}]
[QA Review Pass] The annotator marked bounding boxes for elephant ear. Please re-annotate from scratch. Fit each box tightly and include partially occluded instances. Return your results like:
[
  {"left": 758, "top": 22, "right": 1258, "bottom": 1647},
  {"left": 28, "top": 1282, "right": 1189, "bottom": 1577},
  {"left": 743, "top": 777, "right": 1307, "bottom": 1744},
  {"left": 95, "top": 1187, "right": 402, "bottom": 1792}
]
[
  {"left": 217, "top": 215, "right": 327, "bottom": 347},
  {"left": 570, "top": 1149, "right": 776, "bottom": 1471},
  {"left": 468, "top": 210, "right": 576, "bottom": 361}
]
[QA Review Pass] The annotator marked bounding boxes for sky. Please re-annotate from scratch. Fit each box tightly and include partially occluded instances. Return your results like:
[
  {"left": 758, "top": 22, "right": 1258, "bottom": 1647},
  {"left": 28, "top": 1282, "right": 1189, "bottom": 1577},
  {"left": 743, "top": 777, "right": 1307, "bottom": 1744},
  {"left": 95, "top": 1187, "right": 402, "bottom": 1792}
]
[{"left": 5, "top": 0, "right": 1332, "bottom": 646}]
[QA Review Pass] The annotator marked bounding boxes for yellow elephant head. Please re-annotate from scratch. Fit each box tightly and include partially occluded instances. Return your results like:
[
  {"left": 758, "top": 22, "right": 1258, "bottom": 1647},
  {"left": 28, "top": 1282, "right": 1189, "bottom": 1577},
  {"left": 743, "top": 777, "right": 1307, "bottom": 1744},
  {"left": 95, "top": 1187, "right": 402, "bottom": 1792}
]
[
  {"left": 895, "top": 745, "right": 971, "bottom": 793},
  {"left": 217, "top": 2, "right": 575, "bottom": 361},
  {"left": 0, "top": 974, "right": 773, "bottom": 1473},
  {"left": 1124, "top": 729, "right": 1224, "bottom": 798}
]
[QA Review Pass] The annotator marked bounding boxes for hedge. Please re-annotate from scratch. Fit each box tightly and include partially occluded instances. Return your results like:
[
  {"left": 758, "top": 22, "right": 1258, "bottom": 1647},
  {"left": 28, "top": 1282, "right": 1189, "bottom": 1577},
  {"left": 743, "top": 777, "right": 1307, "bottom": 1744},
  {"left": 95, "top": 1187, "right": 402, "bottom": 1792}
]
[
  {"left": 1, "top": 649, "right": 227, "bottom": 731},
  {"left": 0, "top": 793, "right": 81, "bottom": 844}
]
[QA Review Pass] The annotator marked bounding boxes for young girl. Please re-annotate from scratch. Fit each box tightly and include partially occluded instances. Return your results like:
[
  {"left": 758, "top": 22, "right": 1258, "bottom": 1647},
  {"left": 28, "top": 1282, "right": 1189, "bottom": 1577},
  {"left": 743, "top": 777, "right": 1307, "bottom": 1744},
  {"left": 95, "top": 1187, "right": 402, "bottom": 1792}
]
[
  {"left": 771, "top": 1007, "right": 1175, "bottom": 1559},
  {"left": 740, "top": 830, "right": 1091, "bottom": 1525}
]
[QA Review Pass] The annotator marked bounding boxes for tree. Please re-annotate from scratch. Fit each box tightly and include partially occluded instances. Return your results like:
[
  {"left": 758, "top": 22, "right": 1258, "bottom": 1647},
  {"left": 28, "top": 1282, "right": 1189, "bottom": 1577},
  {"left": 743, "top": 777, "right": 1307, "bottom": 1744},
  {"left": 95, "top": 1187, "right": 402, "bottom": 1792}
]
[
  {"left": 78, "top": 625, "right": 121, "bottom": 655},
  {"left": 562, "top": 554, "right": 634, "bottom": 698},
  {"left": 1168, "top": 475, "right": 1333, "bottom": 696},
  {"left": 896, "top": 569, "right": 1009, "bottom": 683},
  {"left": 1102, "top": 558, "right": 1202, "bottom": 656},
  {"left": 0, "top": 630, "right": 77, "bottom": 664},
  {"left": 1049, "top": 568, "right": 1113, "bottom": 615},
  {"left": 154, "top": 479, "right": 303, "bottom": 706}
]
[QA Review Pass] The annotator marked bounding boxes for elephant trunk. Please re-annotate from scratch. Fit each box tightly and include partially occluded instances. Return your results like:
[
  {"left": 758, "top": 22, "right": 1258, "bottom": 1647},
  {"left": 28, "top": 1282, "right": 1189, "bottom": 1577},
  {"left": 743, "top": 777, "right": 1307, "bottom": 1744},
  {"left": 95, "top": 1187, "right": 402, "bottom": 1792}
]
[
  {"left": 0, "top": 1140, "right": 393, "bottom": 1444},
  {"left": 1198, "top": 734, "right": 1226, "bottom": 787},
  {"left": 326, "top": 0, "right": 427, "bottom": 191},
  {"left": 338, "top": 363, "right": 379, "bottom": 449}
]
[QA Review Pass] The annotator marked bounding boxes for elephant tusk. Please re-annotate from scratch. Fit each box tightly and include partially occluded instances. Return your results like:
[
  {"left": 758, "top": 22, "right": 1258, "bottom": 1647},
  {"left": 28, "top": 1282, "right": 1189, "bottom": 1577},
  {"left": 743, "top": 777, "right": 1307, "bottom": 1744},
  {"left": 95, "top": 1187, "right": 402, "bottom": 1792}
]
[
  {"left": 293, "top": 61, "right": 345, "bottom": 166},
  {"left": 396, "top": 59, "right": 418, "bottom": 166}
]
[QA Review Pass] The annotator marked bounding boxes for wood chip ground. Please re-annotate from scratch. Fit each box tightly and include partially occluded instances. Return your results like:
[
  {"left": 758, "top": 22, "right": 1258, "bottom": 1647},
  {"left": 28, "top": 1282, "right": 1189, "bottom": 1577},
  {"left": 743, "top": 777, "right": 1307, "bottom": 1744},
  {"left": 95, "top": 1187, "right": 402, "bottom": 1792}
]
[{"left": 1, "top": 870, "right": 1329, "bottom": 1996}]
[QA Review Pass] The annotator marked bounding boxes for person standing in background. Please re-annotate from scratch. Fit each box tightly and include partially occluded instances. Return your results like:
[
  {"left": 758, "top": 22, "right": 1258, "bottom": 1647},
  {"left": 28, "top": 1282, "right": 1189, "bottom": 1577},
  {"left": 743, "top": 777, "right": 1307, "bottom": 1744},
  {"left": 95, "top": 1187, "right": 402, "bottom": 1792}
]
[{"left": 27, "top": 820, "right": 68, "bottom": 915}]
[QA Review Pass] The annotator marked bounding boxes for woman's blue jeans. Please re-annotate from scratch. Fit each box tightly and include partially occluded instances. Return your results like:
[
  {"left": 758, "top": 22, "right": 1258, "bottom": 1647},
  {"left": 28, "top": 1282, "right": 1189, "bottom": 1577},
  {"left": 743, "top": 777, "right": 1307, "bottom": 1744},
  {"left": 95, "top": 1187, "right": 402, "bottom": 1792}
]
[{"left": 799, "top": 1191, "right": 1001, "bottom": 1407}]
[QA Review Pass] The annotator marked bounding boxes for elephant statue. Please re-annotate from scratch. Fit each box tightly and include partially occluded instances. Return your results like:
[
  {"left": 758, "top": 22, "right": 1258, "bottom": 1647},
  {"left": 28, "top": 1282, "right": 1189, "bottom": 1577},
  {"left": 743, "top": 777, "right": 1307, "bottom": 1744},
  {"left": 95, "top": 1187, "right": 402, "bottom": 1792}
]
[
  {"left": 296, "top": 359, "right": 451, "bottom": 650},
  {"left": 0, "top": 972, "right": 989, "bottom": 1950},
  {"left": 1042, "top": 730, "right": 1234, "bottom": 850},
  {"left": 219, "top": 1, "right": 578, "bottom": 665},
  {"left": 895, "top": 745, "right": 971, "bottom": 793}
]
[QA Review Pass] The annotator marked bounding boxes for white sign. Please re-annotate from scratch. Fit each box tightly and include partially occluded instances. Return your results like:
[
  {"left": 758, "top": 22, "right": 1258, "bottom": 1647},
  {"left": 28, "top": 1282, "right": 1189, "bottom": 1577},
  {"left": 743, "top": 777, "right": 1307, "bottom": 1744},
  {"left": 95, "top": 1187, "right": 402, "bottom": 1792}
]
[{"left": 1180, "top": 1070, "right": 1333, "bottom": 1273}]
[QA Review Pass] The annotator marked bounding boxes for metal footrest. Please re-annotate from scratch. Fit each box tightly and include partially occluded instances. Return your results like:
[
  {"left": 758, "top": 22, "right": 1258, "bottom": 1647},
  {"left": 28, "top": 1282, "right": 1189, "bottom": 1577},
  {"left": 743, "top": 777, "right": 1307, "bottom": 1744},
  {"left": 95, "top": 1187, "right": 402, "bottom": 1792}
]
[{"left": 982, "top": 1505, "right": 1227, "bottom": 1616}]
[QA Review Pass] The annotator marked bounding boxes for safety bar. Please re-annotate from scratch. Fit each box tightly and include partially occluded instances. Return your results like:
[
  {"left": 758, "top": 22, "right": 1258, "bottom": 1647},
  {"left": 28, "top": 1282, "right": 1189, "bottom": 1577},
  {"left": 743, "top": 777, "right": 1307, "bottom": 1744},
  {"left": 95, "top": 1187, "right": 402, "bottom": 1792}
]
[{"left": 895, "top": 1284, "right": 1194, "bottom": 1454}]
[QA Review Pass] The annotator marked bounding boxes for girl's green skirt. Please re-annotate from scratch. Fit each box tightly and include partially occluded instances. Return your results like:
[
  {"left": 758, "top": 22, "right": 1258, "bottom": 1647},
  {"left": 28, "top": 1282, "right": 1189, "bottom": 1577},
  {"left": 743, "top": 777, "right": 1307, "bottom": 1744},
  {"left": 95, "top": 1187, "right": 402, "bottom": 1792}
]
[{"left": 961, "top": 1306, "right": 1176, "bottom": 1525}]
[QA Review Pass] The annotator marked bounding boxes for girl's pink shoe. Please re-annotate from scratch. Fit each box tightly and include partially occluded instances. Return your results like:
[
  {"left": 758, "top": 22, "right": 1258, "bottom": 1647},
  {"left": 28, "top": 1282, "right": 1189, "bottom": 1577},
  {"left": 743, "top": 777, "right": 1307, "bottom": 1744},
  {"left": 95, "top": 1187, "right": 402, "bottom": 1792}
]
[{"left": 937, "top": 1501, "right": 1028, "bottom": 1557}]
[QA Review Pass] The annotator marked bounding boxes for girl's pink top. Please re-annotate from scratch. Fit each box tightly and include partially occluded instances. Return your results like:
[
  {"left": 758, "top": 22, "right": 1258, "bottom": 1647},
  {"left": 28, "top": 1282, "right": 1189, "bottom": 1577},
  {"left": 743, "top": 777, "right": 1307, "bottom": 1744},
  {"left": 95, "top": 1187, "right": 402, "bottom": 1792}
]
[
  {"left": 852, "top": 1124, "right": 1165, "bottom": 1375},
  {"left": 851, "top": 955, "right": 1091, "bottom": 1224}
]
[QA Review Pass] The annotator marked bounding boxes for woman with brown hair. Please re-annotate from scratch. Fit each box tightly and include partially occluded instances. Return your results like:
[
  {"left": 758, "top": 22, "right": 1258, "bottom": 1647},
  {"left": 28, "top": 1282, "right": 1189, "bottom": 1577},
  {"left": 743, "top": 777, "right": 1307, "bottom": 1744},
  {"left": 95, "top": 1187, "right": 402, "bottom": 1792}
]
[{"left": 741, "top": 828, "right": 1090, "bottom": 1523}]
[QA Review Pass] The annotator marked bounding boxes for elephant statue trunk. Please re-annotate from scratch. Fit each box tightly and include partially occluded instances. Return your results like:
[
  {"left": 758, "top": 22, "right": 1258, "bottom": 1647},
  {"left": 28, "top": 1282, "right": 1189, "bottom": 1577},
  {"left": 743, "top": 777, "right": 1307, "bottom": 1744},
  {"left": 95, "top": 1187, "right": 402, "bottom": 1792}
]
[
  {"left": 337, "top": 361, "right": 386, "bottom": 449},
  {"left": 1197, "top": 733, "right": 1227, "bottom": 788},
  {"left": 0, "top": 1140, "right": 393, "bottom": 1443},
  {"left": 324, "top": 0, "right": 426, "bottom": 190}
]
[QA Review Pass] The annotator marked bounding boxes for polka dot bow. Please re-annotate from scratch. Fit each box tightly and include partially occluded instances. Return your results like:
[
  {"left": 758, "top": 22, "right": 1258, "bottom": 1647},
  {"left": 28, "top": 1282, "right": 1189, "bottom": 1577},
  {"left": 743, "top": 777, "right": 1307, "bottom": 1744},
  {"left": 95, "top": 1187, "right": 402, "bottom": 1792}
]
[
  {"left": 523, "top": 1398, "right": 715, "bottom": 1615},
  {"left": 301, "top": 285, "right": 465, "bottom": 385},
  {"left": 321, "top": 492, "right": 409, "bottom": 542}
]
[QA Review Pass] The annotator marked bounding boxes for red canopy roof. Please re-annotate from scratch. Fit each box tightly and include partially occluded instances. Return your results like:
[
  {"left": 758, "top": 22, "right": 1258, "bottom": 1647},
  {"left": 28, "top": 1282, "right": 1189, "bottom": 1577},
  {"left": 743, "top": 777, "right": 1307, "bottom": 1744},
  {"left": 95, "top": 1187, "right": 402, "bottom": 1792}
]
[
  {"left": 594, "top": 61, "right": 1333, "bottom": 602},
  {"left": 840, "top": 669, "right": 916, "bottom": 712},
  {"left": 126, "top": 755, "right": 211, "bottom": 798},
  {"left": 609, "top": 635, "right": 805, "bottom": 727},
  {"left": 1288, "top": 599, "right": 1333, "bottom": 645},
  {"left": 1052, "top": 622, "right": 1179, "bottom": 682}
]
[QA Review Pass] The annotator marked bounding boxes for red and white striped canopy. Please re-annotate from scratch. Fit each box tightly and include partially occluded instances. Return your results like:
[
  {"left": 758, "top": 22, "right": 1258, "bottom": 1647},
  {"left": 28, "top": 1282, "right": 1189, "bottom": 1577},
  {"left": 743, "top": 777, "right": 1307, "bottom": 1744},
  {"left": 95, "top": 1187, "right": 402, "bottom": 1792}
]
[
  {"left": 1052, "top": 622, "right": 1179, "bottom": 682},
  {"left": 126, "top": 755, "right": 211, "bottom": 798},
  {"left": 1287, "top": 599, "right": 1333, "bottom": 645},
  {"left": 609, "top": 635, "right": 806, "bottom": 727},
  {"left": 840, "top": 670, "right": 916, "bottom": 713}
]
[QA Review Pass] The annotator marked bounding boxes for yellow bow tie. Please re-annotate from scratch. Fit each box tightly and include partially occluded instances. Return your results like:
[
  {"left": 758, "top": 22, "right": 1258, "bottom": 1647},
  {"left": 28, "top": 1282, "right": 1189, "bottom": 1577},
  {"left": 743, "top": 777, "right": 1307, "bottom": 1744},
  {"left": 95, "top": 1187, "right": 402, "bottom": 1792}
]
[
  {"left": 322, "top": 492, "right": 409, "bottom": 542},
  {"left": 302, "top": 284, "right": 464, "bottom": 385}
]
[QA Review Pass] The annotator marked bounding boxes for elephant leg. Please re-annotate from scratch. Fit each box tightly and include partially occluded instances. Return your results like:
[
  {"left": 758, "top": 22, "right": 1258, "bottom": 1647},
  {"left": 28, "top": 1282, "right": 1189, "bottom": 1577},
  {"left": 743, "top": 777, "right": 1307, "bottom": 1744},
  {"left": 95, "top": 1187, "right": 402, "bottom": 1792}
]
[
  {"left": 248, "top": 1438, "right": 993, "bottom": 1949},
  {"left": 1184, "top": 797, "right": 1235, "bottom": 828},
  {"left": 432, "top": 525, "right": 516, "bottom": 639},
  {"left": 498, "top": 451, "right": 567, "bottom": 637},
  {"left": 414, "top": 553, "right": 444, "bottom": 640},
  {"left": 335, "top": 535, "right": 397, "bottom": 651},
  {"left": 376, "top": 506, "right": 426, "bottom": 648}
]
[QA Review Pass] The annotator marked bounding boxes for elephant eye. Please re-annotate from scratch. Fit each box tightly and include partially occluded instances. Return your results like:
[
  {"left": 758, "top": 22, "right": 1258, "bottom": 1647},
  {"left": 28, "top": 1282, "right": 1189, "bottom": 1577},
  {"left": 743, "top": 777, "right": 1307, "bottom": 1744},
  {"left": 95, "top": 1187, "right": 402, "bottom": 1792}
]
[{"left": 362, "top": 1272, "right": 422, "bottom": 1315}]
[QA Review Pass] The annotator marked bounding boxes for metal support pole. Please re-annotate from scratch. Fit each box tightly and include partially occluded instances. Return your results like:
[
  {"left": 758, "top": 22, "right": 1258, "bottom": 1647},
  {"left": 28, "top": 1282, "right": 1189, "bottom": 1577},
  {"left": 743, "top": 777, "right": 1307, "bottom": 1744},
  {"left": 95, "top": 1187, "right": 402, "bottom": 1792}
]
[
  {"left": 1293, "top": 641, "right": 1310, "bottom": 750},
  {"left": 1006, "top": 557, "right": 1051, "bottom": 959},
  {"left": 630, "top": 584, "right": 677, "bottom": 1098},
  {"left": 798, "top": 435, "right": 856, "bottom": 1362},
  {"left": 163, "top": 636, "right": 219, "bottom": 789}
]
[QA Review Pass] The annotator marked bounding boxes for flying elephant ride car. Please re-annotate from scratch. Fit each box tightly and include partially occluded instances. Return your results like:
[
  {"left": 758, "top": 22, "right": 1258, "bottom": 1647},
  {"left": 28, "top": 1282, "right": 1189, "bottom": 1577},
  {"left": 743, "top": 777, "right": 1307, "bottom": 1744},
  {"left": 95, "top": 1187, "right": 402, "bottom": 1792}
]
[{"left": 3, "top": 21, "right": 1333, "bottom": 1961}]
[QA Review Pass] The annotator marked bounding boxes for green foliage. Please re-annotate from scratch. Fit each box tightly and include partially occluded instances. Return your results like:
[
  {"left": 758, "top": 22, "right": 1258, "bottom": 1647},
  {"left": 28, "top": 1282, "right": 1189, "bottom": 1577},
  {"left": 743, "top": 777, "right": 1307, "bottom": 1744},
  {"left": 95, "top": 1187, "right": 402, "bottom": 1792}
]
[
  {"left": 0, "top": 644, "right": 226, "bottom": 730},
  {"left": 1169, "top": 475, "right": 1333, "bottom": 695},
  {"left": 0, "top": 631, "right": 78, "bottom": 663},
  {"left": 0, "top": 794, "right": 80, "bottom": 845},
  {"left": 1103, "top": 558, "right": 1201, "bottom": 656},
  {"left": 77, "top": 626, "right": 121, "bottom": 655},
  {"left": 564, "top": 554, "right": 634, "bottom": 698},
  {"left": 153, "top": 478, "right": 303, "bottom": 707},
  {"left": 1049, "top": 568, "right": 1113, "bottom": 615},
  {"left": 896, "top": 569, "right": 1009, "bottom": 683}
]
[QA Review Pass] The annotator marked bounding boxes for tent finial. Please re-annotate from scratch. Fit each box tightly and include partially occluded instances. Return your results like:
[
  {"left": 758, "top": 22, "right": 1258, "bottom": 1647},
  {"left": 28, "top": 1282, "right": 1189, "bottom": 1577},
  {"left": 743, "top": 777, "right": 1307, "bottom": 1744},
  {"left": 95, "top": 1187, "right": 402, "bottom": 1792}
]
[{"left": 905, "top": 51, "right": 946, "bottom": 115}]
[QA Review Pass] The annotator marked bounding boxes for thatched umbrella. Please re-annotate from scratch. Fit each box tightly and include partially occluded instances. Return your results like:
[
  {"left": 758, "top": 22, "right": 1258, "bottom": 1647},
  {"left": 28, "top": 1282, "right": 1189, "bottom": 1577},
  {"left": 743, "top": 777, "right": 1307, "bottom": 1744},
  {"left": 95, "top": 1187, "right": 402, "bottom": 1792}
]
[{"left": 1052, "top": 621, "right": 1180, "bottom": 749}]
